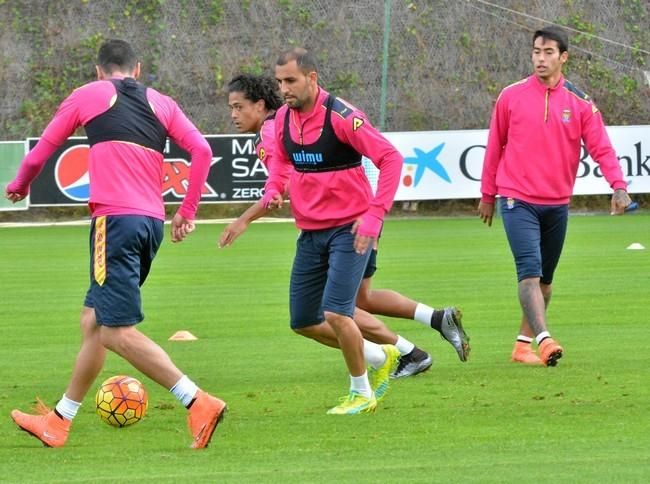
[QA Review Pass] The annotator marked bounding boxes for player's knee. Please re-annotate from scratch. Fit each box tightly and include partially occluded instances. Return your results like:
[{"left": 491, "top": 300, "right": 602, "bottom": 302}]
[
  {"left": 355, "top": 292, "right": 370, "bottom": 311},
  {"left": 518, "top": 277, "right": 540, "bottom": 288},
  {"left": 79, "top": 307, "right": 97, "bottom": 334},
  {"left": 324, "top": 311, "right": 352, "bottom": 331},
  {"left": 293, "top": 324, "right": 320, "bottom": 339},
  {"left": 293, "top": 327, "right": 310, "bottom": 338},
  {"left": 352, "top": 307, "right": 364, "bottom": 321},
  {"left": 99, "top": 326, "right": 134, "bottom": 354}
]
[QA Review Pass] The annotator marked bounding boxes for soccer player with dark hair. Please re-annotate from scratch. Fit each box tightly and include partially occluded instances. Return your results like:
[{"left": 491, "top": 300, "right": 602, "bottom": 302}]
[
  {"left": 6, "top": 39, "right": 226, "bottom": 448},
  {"left": 478, "top": 26, "right": 633, "bottom": 366},
  {"left": 218, "top": 73, "right": 284, "bottom": 247}
]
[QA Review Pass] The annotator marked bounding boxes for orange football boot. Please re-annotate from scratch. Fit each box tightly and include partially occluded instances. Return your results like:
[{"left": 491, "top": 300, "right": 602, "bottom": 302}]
[
  {"left": 188, "top": 390, "right": 227, "bottom": 449},
  {"left": 539, "top": 338, "right": 564, "bottom": 367},
  {"left": 11, "top": 402, "right": 71, "bottom": 448},
  {"left": 511, "top": 341, "right": 543, "bottom": 365}
]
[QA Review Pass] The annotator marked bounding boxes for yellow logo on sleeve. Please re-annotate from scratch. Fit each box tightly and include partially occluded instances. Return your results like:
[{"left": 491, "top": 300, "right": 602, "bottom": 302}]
[
  {"left": 259, "top": 147, "right": 266, "bottom": 160},
  {"left": 352, "top": 117, "right": 364, "bottom": 131}
]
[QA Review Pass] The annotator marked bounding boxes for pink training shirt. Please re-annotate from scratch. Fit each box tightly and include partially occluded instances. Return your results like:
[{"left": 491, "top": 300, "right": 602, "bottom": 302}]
[
  {"left": 481, "top": 74, "right": 626, "bottom": 205},
  {"left": 262, "top": 88, "right": 403, "bottom": 238},
  {"left": 7, "top": 75, "right": 212, "bottom": 221}
]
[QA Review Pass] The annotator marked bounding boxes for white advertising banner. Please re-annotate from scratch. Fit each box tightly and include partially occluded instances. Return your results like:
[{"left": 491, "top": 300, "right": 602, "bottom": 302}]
[{"left": 363, "top": 125, "right": 649, "bottom": 200}]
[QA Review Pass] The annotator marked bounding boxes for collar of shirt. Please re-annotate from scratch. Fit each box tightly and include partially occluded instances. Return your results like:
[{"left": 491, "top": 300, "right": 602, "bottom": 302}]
[{"left": 531, "top": 73, "right": 565, "bottom": 92}]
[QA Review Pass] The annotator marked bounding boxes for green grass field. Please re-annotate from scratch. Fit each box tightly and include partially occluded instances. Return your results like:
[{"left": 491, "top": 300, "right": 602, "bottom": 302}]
[{"left": 0, "top": 214, "right": 648, "bottom": 483}]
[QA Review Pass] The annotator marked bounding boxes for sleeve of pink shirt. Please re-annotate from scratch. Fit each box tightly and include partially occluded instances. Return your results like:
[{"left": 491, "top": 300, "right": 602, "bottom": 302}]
[
  {"left": 6, "top": 139, "right": 59, "bottom": 196},
  {"left": 580, "top": 104, "right": 627, "bottom": 191},
  {"left": 258, "top": 118, "right": 289, "bottom": 199},
  {"left": 480, "top": 94, "right": 509, "bottom": 203},
  {"left": 7, "top": 88, "right": 85, "bottom": 195},
  {"left": 332, "top": 111, "right": 403, "bottom": 238},
  {"left": 262, "top": 110, "right": 293, "bottom": 207},
  {"left": 150, "top": 91, "right": 212, "bottom": 220}
]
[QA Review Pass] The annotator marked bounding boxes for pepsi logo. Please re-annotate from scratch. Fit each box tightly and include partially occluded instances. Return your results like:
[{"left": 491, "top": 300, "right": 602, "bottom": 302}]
[{"left": 55, "top": 144, "right": 90, "bottom": 201}]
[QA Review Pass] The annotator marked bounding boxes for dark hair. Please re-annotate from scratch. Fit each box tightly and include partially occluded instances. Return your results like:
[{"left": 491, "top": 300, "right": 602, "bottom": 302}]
[
  {"left": 276, "top": 47, "right": 318, "bottom": 74},
  {"left": 97, "top": 39, "right": 138, "bottom": 73},
  {"left": 227, "top": 74, "right": 283, "bottom": 111},
  {"left": 533, "top": 26, "right": 569, "bottom": 54}
]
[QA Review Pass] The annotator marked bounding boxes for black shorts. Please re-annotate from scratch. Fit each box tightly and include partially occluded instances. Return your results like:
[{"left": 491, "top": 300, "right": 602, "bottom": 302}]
[
  {"left": 363, "top": 248, "right": 378, "bottom": 279},
  {"left": 500, "top": 198, "right": 568, "bottom": 284},
  {"left": 289, "top": 223, "right": 371, "bottom": 329},
  {"left": 84, "top": 215, "right": 163, "bottom": 325}
]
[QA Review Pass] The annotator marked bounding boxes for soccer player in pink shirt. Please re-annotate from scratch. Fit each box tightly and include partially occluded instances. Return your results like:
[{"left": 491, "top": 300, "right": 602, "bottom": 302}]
[
  {"left": 478, "top": 26, "right": 633, "bottom": 366},
  {"left": 5, "top": 39, "right": 226, "bottom": 448},
  {"left": 219, "top": 74, "right": 286, "bottom": 247},
  {"left": 257, "top": 47, "right": 408, "bottom": 415},
  {"left": 221, "top": 73, "right": 469, "bottom": 381}
]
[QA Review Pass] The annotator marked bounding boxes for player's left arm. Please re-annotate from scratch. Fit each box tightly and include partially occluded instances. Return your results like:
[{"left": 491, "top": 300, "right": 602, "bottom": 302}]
[
  {"left": 580, "top": 103, "right": 631, "bottom": 215},
  {"left": 261, "top": 111, "right": 292, "bottom": 209},
  {"left": 5, "top": 139, "right": 60, "bottom": 202},
  {"left": 6, "top": 91, "right": 82, "bottom": 200},
  {"left": 333, "top": 109, "right": 403, "bottom": 249}
]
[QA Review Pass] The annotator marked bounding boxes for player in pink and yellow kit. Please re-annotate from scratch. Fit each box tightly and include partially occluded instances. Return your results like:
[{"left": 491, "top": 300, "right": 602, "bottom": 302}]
[
  {"left": 478, "top": 27, "right": 632, "bottom": 366},
  {"left": 257, "top": 47, "right": 408, "bottom": 414},
  {"left": 221, "top": 74, "right": 469, "bottom": 381},
  {"left": 6, "top": 40, "right": 226, "bottom": 448}
]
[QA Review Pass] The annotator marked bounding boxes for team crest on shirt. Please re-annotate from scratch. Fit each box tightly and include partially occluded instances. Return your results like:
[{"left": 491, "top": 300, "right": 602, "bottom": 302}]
[
  {"left": 561, "top": 109, "right": 571, "bottom": 123},
  {"left": 352, "top": 117, "right": 364, "bottom": 131}
]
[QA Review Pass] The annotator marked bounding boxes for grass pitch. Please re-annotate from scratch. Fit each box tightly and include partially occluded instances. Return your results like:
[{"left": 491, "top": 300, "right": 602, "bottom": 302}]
[{"left": 0, "top": 214, "right": 648, "bottom": 483}]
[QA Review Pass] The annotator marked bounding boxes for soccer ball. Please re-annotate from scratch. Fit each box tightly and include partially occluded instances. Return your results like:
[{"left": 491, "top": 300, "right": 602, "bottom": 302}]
[{"left": 95, "top": 375, "right": 148, "bottom": 427}]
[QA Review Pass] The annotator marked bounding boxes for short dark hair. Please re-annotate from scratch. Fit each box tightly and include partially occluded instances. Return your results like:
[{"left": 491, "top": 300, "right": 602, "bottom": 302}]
[
  {"left": 97, "top": 39, "right": 138, "bottom": 74},
  {"left": 276, "top": 47, "right": 318, "bottom": 74},
  {"left": 533, "top": 26, "right": 569, "bottom": 54},
  {"left": 227, "top": 74, "right": 283, "bottom": 111}
]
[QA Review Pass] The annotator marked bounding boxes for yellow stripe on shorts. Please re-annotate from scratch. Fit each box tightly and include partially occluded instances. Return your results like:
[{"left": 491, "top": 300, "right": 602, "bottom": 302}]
[{"left": 93, "top": 216, "right": 107, "bottom": 286}]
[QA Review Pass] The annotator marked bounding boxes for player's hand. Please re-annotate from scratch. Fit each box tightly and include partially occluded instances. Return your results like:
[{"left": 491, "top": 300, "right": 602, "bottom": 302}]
[
  {"left": 218, "top": 219, "right": 248, "bottom": 248},
  {"left": 351, "top": 218, "right": 375, "bottom": 255},
  {"left": 4, "top": 188, "right": 26, "bottom": 203},
  {"left": 171, "top": 213, "right": 195, "bottom": 243},
  {"left": 610, "top": 189, "right": 632, "bottom": 215},
  {"left": 478, "top": 201, "right": 495, "bottom": 227},
  {"left": 265, "top": 193, "right": 284, "bottom": 210}
]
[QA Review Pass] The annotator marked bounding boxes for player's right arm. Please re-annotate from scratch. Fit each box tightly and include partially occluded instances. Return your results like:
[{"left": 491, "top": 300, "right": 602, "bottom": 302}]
[
  {"left": 220, "top": 119, "right": 288, "bottom": 247},
  {"left": 218, "top": 200, "right": 269, "bottom": 248},
  {"left": 218, "top": 181, "right": 288, "bottom": 247},
  {"left": 152, "top": 93, "right": 212, "bottom": 242},
  {"left": 478, "top": 90, "right": 509, "bottom": 226},
  {"left": 261, "top": 109, "right": 292, "bottom": 209},
  {"left": 164, "top": 101, "right": 212, "bottom": 221}
]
